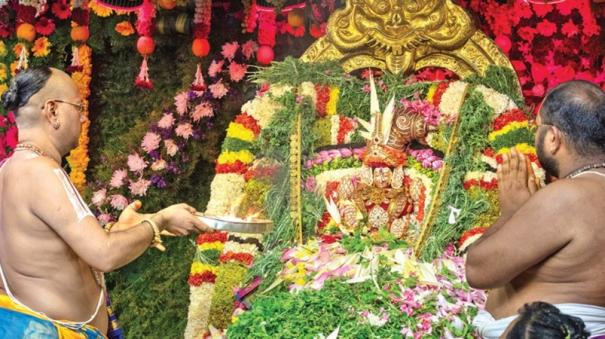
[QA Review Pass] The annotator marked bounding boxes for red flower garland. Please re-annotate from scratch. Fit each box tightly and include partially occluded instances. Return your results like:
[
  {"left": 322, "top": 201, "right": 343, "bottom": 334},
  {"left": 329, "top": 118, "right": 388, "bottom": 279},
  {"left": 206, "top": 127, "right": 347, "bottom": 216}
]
[
  {"left": 219, "top": 252, "right": 254, "bottom": 266},
  {"left": 314, "top": 84, "right": 331, "bottom": 117},
  {"left": 188, "top": 271, "right": 217, "bottom": 286},
  {"left": 235, "top": 113, "right": 261, "bottom": 136},
  {"left": 431, "top": 82, "right": 450, "bottom": 107},
  {"left": 215, "top": 161, "right": 248, "bottom": 174},
  {"left": 492, "top": 109, "right": 529, "bottom": 131},
  {"left": 196, "top": 231, "right": 228, "bottom": 245},
  {"left": 336, "top": 116, "right": 356, "bottom": 144}
]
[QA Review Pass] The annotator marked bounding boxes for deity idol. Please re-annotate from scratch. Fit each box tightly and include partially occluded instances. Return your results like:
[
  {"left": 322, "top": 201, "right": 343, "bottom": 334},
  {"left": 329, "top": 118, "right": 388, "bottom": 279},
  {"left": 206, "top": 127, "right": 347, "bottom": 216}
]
[{"left": 326, "top": 75, "right": 435, "bottom": 239}]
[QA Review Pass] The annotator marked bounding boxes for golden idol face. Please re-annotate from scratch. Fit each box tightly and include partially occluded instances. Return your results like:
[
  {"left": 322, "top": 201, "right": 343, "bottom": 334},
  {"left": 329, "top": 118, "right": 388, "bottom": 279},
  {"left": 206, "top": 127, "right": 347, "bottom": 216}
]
[{"left": 355, "top": 0, "right": 445, "bottom": 48}]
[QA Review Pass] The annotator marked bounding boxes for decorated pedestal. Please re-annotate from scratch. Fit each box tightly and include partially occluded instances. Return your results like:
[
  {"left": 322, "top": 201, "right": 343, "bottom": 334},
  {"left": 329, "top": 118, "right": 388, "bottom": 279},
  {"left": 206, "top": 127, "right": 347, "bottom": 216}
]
[{"left": 184, "top": 0, "right": 544, "bottom": 337}]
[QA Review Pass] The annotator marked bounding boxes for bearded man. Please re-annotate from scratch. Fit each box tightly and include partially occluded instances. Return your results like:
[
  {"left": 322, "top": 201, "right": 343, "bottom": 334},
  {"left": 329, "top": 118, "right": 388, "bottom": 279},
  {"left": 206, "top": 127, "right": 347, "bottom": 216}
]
[{"left": 466, "top": 80, "right": 605, "bottom": 339}]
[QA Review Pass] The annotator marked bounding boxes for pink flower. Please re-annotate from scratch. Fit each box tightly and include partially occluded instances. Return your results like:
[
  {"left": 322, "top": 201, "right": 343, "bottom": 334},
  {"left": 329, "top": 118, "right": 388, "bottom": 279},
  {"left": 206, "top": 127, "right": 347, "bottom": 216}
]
[
  {"left": 110, "top": 194, "right": 129, "bottom": 210},
  {"left": 229, "top": 62, "right": 248, "bottom": 82},
  {"left": 221, "top": 41, "right": 239, "bottom": 61},
  {"left": 164, "top": 139, "right": 178, "bottom": 156},
  {"left": 192, "top": 102, "right": 214, "bottom": 122},
  {"left": 241, "top": 40, "right": 258, "bottom": 60},
  {"left": 151, "top": 159, "right": 167, "bottom": 171},
  {"left": 129, "top": 178, "right": 151, "bottom": 196},
  {"left": 157, "top": 113, "right": 175, "bottom": 129},
  {"left": 91, "top": 188, "right": 107, "bottom": 207},
  {"left": 174, "top": 92, "right": 189, "bottom": 115},
  {"left": 141, "top": 132, "right": 161, "bottom": 154},
  {"left": 208, "top": 60, "right": 224, "bottom": 78},
  {"left": 175, "top": 123, "right": 193, "bottom": 140},
  {"left": 110, "top": 169, "right": 128, "bottom": 188},
  {"left": 98, "top": 213, "right": 112, "bottom": 224},
  {"left": 127, "top": 153, "right": 148, "bottom": 173},
  {"left": 209, "top": 81, "right": 229, "bottom": 99}
]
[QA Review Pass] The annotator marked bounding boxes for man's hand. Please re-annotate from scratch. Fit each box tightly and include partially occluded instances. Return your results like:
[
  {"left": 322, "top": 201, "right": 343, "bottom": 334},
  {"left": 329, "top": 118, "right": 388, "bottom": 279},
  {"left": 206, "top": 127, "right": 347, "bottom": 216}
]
[
  {"left": 114, "top": 200, "right": 151, "bottom": 231},
  {"left": 153, "top": 203, "right": 211, "bottom": 236},
  {"left": 497, "top": 148, "right": 539, "bottom": 219}
]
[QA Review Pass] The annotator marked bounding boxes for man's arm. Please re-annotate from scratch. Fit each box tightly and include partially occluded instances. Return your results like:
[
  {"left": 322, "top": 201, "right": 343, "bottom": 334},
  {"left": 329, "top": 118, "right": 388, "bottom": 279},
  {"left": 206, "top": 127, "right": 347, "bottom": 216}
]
[
  {"left": 465, "top": 181, "right": 577, "bottom": 289},
  {"left": 27, "top": 159, "right": 206, "bottom": 272}
]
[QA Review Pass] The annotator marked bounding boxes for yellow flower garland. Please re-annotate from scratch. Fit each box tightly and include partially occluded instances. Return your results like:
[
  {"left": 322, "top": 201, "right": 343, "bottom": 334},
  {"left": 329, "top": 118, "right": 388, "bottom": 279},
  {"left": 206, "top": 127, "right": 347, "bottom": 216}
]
[
  {"left": 326, "top": 87, "right": 340, "bottom": 116},
  {"left": 226, "top": 122, "right": 255, "bottom": 142},
  {"left": 0, "top": 83, "right": 7, "bottom": 97},
  {"left": 197, "top": 241, "right": 225, "bottom": 252},
  {"left": 488, "top": 121, "right": 529, "bottom": 141},
  {"left": 426, "top": 83, "right": 438, "bottom": 104},
  {"left": 66, "top": 45, "right": 92, "bottom": 191},
  {"left": 217, "top": 150, "right": 255, "bottom": 165},
  {"left": 190, "top": 262, "right": 219, "bottom": 275},
  {"left": 0, "top": 41, "right": 6, "bottom": 57},
  {"left": 496, "top": 143, "right": 536, "bottom": 156}
]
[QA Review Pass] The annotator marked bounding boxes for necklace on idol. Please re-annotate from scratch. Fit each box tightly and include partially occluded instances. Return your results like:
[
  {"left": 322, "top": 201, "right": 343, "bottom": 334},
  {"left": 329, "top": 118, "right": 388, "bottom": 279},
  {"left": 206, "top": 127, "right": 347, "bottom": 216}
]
[
  {"left": 14, "top": 143, "right": 50, "bottom": 158},
  {"left": 565, "top": 162, "right": 605, "bottom": 179}
]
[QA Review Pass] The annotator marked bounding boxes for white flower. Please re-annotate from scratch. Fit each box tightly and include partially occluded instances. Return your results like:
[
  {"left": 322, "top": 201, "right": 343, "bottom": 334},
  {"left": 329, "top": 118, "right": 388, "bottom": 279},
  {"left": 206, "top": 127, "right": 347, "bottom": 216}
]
[
  {"left": 476, "top": 85, "right": 517, "bottom": 116},
  {"left": 241, "top": 95, "right": 282, "bottom": 129},
  {"left": 268, "top": 84, "right": 293, "bottom": 98},
  {"left": 330, "top": 114, "right": 340, "bottom": 145},
  {"left": 299, "top": 82, "right": 317, "bottom": 107},
  {"left": 184, "top": 284, "right": 216, "bottom": 339},
  {"left": 438, "top": 81, "right": 467, "bottom": 123},
  {"left": 205, "top": 174, "right": 246, "bottom": 216}
]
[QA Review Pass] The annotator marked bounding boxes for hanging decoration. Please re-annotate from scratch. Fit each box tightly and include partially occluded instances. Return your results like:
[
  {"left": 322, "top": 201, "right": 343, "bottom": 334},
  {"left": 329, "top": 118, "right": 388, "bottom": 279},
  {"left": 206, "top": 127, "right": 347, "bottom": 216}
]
[
  {"left": 243, "top": 0, "right": 335, "bottom": 63},
  {"left": 66, "top": 2, "right": 92, "bottom": 191},
  {"left": 134, "top": 0, "right": 156, "bottom": 89},
  {"left": 192, "top": 0, "right": 211, "bottom": 57}
]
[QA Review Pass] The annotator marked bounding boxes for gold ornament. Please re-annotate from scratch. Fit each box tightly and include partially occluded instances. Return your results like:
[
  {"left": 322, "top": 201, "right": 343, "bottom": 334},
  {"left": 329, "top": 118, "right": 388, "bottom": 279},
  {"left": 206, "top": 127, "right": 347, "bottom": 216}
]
[{"left": 301, "top": 0, "right": 520, "bottom": 92}]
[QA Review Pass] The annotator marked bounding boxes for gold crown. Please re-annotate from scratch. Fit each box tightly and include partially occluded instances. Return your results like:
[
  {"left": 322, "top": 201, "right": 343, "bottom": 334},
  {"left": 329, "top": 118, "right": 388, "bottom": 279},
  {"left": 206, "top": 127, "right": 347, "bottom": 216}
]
[{"left": 357, "top": 74, "right": 432, "bottom": 167}]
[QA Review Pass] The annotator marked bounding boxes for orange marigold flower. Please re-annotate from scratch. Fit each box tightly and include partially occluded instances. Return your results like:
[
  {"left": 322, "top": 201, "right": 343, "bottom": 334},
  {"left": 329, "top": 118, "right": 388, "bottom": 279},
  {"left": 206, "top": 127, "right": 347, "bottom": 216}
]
[
  {"left": 115, "top": 21, "right": 135, "bottom": 36},
  {"left": 32, "top": 37, "right": 51, "bottom": 58}
]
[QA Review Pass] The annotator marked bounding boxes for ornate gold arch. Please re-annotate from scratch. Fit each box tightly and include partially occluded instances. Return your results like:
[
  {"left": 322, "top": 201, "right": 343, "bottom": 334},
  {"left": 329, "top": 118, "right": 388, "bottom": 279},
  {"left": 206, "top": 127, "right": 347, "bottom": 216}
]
[{"left": 301, "top": 0, "right": 517, "bottom": 82}]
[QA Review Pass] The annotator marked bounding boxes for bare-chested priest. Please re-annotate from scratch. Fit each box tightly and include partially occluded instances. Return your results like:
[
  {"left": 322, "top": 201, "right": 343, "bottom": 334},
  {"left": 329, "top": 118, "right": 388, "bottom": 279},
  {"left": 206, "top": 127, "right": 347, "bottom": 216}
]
[
  {"left": 0, "top": 67, "right": 211, "bottom": 338},
  {"left": 466, "top": 80, "right": 605, "bottom": 338}
]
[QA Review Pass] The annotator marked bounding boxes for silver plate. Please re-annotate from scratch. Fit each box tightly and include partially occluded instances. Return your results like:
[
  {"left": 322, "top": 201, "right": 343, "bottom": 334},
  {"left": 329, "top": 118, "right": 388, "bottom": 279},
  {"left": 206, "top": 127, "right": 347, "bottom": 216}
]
[{"left": 196, "top": 214, "right": 273, "bottom": 234}]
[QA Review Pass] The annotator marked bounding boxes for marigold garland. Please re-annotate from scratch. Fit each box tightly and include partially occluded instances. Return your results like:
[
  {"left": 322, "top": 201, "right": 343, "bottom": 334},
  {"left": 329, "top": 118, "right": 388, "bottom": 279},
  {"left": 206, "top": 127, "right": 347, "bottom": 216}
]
[
  {"left": 326, "top": 86, "right": 340, "bottom": 116},
  {"left": 215, "top": 161, "right": 248, "bottom": 174},
  {"left": 66, "top": 44, "right": 92, "bottom": 191},
  {"left": 431, "top": 82, "right": 451, "bottom": 107},
  {"left": 217, "top": 150, "right": 255, "bottom": 165},
  {"left": 226, "top": 122, "right": 255, "bottom": 142},
  {"left": 425, "top": 83, "right": 438, "bottom": 103},
  {"left": 219, "top": 252, "right": 254, "bottom": 266},
  {"left": 234, "top": 113, "right": 261, "bottom": 135}
]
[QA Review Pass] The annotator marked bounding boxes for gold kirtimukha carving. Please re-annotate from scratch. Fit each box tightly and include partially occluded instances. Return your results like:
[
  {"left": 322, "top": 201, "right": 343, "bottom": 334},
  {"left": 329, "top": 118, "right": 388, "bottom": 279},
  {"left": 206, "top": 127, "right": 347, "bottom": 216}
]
[{"left": 301, "top": 0, "right": 518, "bottom": 84}]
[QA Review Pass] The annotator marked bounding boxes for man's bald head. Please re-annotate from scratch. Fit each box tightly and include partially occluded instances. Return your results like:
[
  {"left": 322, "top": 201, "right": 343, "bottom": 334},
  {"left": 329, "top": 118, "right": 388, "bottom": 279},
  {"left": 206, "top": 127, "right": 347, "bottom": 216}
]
[
  {"left": 1, "top": 67, "right": 79, "bottom": 128},
  {"left": 540, "top": 80, "right": 605, "bottom": 157}
]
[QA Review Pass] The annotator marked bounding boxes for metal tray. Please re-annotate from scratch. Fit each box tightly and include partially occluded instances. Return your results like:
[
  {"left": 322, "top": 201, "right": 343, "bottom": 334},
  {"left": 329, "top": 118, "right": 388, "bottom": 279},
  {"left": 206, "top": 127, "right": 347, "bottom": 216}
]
[{"left": 196, "top": 214, "right": 273, "bottom": 234}]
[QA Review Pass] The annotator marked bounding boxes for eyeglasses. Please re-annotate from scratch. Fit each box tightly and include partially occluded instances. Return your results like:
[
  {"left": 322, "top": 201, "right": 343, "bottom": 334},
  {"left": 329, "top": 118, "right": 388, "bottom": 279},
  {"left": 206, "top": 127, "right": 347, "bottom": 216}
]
[{"left": 53, "top": 99, "right": 84, "bottom": 114}]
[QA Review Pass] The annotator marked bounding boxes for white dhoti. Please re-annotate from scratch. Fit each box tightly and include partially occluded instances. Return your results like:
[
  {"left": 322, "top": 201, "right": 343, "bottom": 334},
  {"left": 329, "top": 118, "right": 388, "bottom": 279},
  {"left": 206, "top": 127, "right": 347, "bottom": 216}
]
[{"left": 473, "top": 304, "right": 605, "bottom": 339}]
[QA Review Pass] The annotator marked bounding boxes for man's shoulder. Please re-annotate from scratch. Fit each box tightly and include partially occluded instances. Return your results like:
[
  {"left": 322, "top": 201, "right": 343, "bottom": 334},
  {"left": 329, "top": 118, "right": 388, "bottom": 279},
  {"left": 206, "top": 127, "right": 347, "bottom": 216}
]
[
  {"left": 533, "top": 179, "right": 585, "bottom": 201},
  {"left": 8, "top": 156, "right": 62, "bottom": 184}
]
